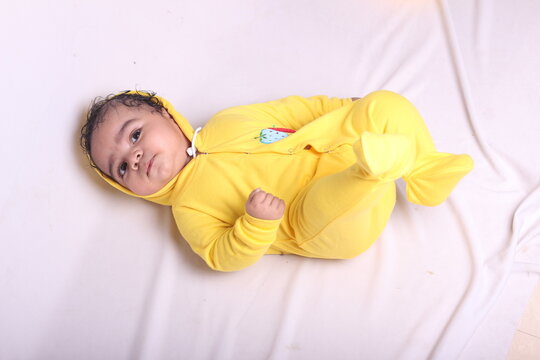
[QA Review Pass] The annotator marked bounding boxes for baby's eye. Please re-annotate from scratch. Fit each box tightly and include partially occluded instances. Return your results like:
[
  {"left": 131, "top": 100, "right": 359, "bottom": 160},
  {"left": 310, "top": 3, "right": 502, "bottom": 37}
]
[
  {"left": 131, "top": 129, "right": 141, "bottom": 143},
  {"left": 119, "top": 162, "right": 128, "bottom": 177}
]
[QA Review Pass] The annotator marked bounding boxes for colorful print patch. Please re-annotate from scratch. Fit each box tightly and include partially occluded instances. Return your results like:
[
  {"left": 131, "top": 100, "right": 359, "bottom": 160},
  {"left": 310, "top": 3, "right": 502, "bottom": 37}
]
[{"left": 255, "top": 127, "right": 296, "bottom": 144}]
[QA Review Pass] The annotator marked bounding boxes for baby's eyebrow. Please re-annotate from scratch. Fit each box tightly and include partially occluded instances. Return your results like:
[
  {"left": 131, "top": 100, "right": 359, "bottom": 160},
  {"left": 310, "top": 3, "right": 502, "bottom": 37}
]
[
  {"left": 115, "top": 118, "right": 136, "bottom": 143},
  {"left": 107, "top": 118, "right": 137, "bottom": 180}
]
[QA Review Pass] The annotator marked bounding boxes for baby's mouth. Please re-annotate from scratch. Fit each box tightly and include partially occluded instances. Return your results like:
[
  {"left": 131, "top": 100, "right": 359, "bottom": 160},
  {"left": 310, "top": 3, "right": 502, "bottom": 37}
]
[{"left": 146, "top": 155, "right": 155, "bottom": 176}]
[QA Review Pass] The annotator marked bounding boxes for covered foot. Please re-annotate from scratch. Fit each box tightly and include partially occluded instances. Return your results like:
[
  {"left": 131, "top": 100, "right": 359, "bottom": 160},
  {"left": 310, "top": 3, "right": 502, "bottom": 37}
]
[
  {"left": 353, "top": 132, "right": 416, "bottom": 181},
  {"left": 404, "top": 152, "right": 474, "bottom": 206}
]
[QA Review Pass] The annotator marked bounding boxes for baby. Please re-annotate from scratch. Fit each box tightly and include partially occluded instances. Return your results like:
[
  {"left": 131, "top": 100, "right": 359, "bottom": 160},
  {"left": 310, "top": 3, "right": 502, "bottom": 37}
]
[{"left": 81, "top": 90, "right": 473, "bottom": 271}]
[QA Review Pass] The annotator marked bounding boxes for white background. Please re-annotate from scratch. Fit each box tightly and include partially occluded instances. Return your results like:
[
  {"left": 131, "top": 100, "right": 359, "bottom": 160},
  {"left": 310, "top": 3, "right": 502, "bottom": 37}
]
[{"left": 1, "top": 0, "right": 539, "bottom": 359}]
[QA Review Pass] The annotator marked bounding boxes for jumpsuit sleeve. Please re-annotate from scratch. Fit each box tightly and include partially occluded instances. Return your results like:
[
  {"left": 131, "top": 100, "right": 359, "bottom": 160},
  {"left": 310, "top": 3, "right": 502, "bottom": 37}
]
[
  {"left": 172, "top": 207, "right": 282, "bottom": 272},
  {"left": 216, "top": 96, "right": 354, "bottom": 130}
]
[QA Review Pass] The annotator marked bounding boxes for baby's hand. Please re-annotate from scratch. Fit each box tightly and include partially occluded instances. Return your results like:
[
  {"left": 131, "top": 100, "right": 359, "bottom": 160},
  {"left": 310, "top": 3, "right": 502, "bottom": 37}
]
[{"left": 246, "top": 188, "right": 285, "bottom": 221}]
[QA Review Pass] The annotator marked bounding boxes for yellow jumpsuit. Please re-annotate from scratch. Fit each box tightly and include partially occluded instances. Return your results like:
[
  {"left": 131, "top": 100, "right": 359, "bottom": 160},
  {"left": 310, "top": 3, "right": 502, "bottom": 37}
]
[{"left": 96, "top": 90, "right": 473, "bottom": 272}]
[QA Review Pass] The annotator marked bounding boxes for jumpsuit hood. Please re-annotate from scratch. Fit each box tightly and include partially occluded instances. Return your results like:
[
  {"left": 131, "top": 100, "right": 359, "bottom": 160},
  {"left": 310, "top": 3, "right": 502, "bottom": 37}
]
[{"left": 90, "top": 90, "right": 195, "bottom": 206}]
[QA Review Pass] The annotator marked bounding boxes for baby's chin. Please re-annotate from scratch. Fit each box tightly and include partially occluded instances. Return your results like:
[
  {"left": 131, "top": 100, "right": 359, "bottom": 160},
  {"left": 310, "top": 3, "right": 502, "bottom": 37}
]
[
  {"left": 132, "top": 169, "right": 179, "bottom": 196},
  {"left": 131, "top": 182, "right": 165, "bottom": 196}
]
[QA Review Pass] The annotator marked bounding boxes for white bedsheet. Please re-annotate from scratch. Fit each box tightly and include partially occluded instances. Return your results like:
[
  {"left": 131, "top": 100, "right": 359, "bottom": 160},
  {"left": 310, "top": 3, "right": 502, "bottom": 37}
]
[{"left": 1, "top": 0, "right": 539, "bottom": 359}]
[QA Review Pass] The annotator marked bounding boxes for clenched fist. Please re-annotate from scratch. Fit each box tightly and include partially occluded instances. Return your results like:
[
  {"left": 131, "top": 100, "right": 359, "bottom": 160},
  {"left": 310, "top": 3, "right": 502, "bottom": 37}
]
[{"left": 245, "top": 188, "right": 286, "bottom": 220}]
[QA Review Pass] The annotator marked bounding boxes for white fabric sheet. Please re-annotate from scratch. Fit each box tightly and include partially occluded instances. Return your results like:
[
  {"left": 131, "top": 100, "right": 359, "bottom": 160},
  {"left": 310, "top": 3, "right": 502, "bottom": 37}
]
[{"left": 1, "top": 0, "right": 539, "bottom": 359}]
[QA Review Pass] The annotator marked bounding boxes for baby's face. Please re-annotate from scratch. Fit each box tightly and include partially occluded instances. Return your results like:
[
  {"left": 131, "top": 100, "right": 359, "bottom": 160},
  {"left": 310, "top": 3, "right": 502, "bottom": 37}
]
[{"left": 90, "top": 104, "right": 191, "bottom": 196}]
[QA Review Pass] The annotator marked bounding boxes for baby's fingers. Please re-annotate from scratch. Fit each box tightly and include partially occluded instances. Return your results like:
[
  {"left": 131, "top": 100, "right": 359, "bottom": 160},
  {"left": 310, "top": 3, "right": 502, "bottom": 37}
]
[
  {"left": 278, "top": 199, "right": 286, "bottom": 211},
  {"left": 248, "top": 188, "right": 262, "bottom": 202},
  {"left": 251, "top": 189, "right": 274, "bottom": 204},
  {"left": 270, "top": 196, "right": 283, "bottom": 207}
]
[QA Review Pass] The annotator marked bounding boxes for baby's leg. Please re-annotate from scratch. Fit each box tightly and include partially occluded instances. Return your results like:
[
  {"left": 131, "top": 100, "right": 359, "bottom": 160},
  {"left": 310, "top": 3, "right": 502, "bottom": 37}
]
[
  {"left": 288, "top": 91, "right": 473, "bottom": 258},
  {"left": 349, "top": 90, "right": 437, "bottom": 152},
  {"left": 349, "top": 90, "right": 473, "bottom": 206},
  {"left": 289, "top": 131, "right": 417, "bottom": 258}
]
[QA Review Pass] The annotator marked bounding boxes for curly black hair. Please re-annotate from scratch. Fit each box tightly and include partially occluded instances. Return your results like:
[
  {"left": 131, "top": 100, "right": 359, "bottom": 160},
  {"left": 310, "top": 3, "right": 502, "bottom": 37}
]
[{"left": 80, "top": 90, "right": 165, "bottom": 168}]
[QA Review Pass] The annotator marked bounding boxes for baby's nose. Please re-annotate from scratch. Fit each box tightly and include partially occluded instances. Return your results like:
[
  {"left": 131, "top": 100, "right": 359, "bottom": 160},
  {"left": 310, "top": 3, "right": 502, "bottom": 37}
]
[{"left": 131, "top": 151, "right": 142, "bottom": 169}]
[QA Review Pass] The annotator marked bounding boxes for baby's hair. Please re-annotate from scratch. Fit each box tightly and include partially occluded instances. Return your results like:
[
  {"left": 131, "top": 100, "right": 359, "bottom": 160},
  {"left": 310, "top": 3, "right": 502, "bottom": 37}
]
[{"left": 80, "top": 90, "right": 165, "bottom": 168}]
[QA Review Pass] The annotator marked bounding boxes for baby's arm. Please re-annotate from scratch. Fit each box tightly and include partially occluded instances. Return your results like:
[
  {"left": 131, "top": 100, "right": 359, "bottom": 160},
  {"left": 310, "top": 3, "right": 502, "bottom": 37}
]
[
  {"left": 173, "top": 194, "right": 284, "bottom": 272},
  {"left": 213, "top": 95, "right": 356, "bottom": 131},
  {"left": 245, "top": 188, "right": 285, "bottom": 220},
  {"left": 260, "top": 96, "right": 355, "bottom": 130}
]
